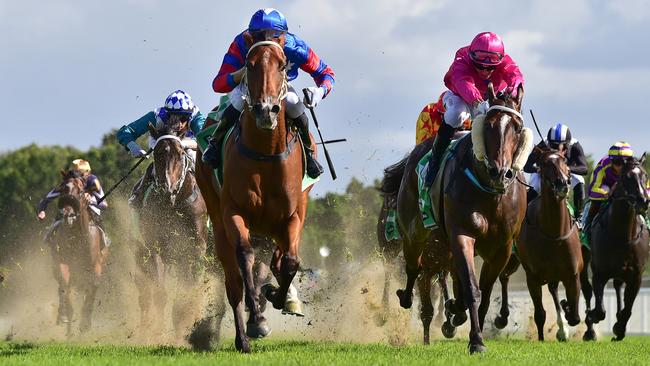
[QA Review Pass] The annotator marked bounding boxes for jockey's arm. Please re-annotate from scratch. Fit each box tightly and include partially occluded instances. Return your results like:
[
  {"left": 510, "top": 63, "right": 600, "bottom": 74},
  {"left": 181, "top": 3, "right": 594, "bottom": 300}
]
[
  {"left": 523, "top": 141, "right": 545, "bottom": 174},
  {"left": 213, "top": 36, "right": 246, "bottom": 93},
  {"left": 568, "top": 142, "right": 588, "bottom": 176},
  {"left": 295, "top": 37, "right": 335, "bottom": 98},
  {"left": 117, "top": 112, "right": 157, "bottom": 148},
  {"left": 36, "top": 188, "right": 60, "bottom": 220}
]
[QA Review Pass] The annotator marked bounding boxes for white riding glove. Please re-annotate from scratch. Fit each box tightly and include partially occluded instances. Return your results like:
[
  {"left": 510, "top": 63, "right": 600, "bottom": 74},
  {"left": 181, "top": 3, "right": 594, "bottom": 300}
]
[
  {"left": 303, "top": 86, "right": 325, "bottom": 108},
  {"left": 181, "top": 139, "right": 197, "bottom": 150},
  {"left": 472, "top": 100, "right": 489, "bottom": 117},
  {"left": 127, "top": 141, "right": 148, "bottom": 158}
]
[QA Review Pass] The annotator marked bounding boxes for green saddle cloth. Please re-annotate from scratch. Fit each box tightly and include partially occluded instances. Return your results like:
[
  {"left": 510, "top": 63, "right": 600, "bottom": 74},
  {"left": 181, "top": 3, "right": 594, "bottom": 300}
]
[{"left": 384, "top": 208, "right": 401, "bottom": 241}]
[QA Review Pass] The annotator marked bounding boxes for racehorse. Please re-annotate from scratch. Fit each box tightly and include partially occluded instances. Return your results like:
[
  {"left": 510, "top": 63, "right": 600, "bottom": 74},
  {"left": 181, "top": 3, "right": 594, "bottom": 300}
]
[
  {"left": 133, "top": 122, "right": 212, "bottom": 338},
  {"left": 394, "top": 84, "right": 532, "bottom": 353},
  {"left": 512, "top": 147, "right": 583, "bottom": 341},
  {"left": 583, "top": 155, "right": 649, "bottom": 341},
  {"left": 195, "top": 34, "right": 314, "bottom": 352},
  {"left": 50, "top": 171, "right": 107, "bottom": 336},
  {"left": 378, "top": 161, "right": 456, "bottom": 344}
]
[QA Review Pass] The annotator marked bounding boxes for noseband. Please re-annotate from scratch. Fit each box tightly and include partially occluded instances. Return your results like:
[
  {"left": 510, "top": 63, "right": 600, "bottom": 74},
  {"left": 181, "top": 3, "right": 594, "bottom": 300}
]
[{"left": 241, "top": 41, "right": 289, "bottom": 111}]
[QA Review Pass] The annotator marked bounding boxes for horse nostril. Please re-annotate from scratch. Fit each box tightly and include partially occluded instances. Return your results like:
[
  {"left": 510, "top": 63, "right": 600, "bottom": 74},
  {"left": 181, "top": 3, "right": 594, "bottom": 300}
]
[
  {"left": 504, "top": 169, "right": 514, "bottom": 180},
  {"left": 270, "top": 104, "right": 280, "bottom": 114}
]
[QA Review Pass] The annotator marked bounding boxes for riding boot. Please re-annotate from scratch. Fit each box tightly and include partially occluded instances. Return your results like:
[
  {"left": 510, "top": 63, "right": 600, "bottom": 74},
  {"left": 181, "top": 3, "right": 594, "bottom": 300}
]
[
  {"left": 424, "top": 122, "right": 455, "bottom": 188},
  {"left": 573, "top": 183, "right": 585, "bottom": 219},
  {"left": 583, "top": 200, "right": 602, "bottom": 234},
  {"left": 292, "top": 112, "right": 324, "bottom": 179},
  {"left": 128, "top": 163, "right": 154, "bottom": 209},
  {"left": 202, "top": 104, "right": 241, "bottom": 169},
  {"left": 527, "top": 188, "right": 539, "bottom": 204}
]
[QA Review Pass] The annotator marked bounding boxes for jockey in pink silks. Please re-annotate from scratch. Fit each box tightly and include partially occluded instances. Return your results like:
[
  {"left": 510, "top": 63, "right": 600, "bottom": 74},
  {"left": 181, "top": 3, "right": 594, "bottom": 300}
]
[{"left": 424, "top": 32, "right": 525, "bottom": 186}]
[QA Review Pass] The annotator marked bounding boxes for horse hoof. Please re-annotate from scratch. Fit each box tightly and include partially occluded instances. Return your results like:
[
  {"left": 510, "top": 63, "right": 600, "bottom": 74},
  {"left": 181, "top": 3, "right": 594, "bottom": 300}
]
[
  {"left": 282, "top": 300, "right": 304, "bottom": 317},
  {"left": 612, "top": 322, "right": 626, "bottom": 341},
  {"left": 494, "top": 315, "right": 508, "bottom": 329},
  {"left": 469, "top": 343, "right": 487, "bottom": 354},
  {"left": 235, "top": 337, "right": 251, "bottom": 353},
  {"left": 261, "top": 284, "right": 283, "bottom": 310},
  {"left": 246, "top": 320, "right": 272, "bottom": 339},
  {"left": 556, "top": 330, "right": 568, "bottom": 342},
  {"left": 441, "top": 320, "right": 457, "bottom": 339},
  {"left": 582, "top": 329, "right": 597, "bottom": 342},
  {"left": 452, "top": 312, "right": 468, "bottom": 327},
  {"left": 587, "top": 309, "right": 605, "bottom": 323},
  {"left": 444, "top": 299, "right": 456, "bottom": 313},
  {"left": 396, "top": 289, "right": 412, "bottom": 309}
]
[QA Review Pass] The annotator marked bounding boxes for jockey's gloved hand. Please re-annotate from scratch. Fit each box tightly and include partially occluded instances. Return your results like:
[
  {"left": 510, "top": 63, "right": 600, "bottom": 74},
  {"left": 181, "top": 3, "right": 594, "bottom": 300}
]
[
  {"left": 181, "top": 139, "right": 197, "bottom": 150},
  {"left": 127, "top": 141, "right": 148, "bottom": 158},
  {"left": 304, "top": 86, "right": 325, "bottom": 108},
  {"left": 472, "top": 100, "right": 489, "bottom": 117}
]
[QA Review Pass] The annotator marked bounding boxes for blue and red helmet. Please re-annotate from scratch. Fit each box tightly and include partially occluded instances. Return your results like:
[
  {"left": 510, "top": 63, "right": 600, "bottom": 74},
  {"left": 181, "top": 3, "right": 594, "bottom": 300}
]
[{"left": 248, "top": 8, "right": 288, "bottom": 33}]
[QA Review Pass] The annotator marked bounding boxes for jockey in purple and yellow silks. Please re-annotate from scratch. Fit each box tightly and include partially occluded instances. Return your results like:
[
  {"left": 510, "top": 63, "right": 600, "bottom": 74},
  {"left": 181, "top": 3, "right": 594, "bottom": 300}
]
[
  {"left": 424, "top": 31, "right": 524, "bottom": 187},
  {"left": 583, "top": 141, "right": 641, "bottom": 230},
  {"left": 202, "top": 8, "right": 335, "bottom": 179}
]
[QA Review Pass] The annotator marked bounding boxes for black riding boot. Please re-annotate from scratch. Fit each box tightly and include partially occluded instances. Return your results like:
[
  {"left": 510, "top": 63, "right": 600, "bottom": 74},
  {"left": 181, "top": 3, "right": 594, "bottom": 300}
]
[
  {"left": 202, "top": 104, "right": 241, "bottom": 169},
  {"left": 128, "top": 163, "right": 154, "bottom": 209},
  {"left": 583, "top": 200, "right": 602, "bottom": 234},
  {"left": 293, "top": 112, "right": 324, "bottom": 179},
  {"left": 424, "top": 122, "right": 455, "bottom": 187},
  {"left": 573, "top": 182, "right": 585, "bottom": 218}
]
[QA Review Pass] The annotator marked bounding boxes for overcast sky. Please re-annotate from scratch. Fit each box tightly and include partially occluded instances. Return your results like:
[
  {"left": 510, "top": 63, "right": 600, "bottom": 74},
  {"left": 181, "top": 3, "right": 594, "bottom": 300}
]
[{"left": 2, "top": 0, "right": 650, "bottom": 195}]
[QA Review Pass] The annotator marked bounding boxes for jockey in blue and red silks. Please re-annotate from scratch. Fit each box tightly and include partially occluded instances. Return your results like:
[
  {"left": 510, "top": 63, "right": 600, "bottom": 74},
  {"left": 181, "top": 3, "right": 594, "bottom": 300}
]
[
  {"left": 424, "top": 32, "right": 525, "bottom": 186},
  {"left": 202, "top": 8, "right": 335, "bottom": 179}
]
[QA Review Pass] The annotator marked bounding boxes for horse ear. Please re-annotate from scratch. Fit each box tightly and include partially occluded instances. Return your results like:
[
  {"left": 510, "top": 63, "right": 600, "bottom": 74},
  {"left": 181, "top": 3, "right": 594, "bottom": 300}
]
[
  {"left": 243, "top": 31, "right": 254, "bottom": 48},
  {"left": 60, "top": 169, "right": 67, "bottom": 177},
  {"left": 641, "top": 152, "right": 647, "bottom": 165},
  {"left": 277, "top": 33, "right": 287, "bottom": 48},
  {"left": 514, "top": 84, "right": 525, "bottom": 111},
  {"left": 487, "top": 83, "right": 496, "bottom": 104}
]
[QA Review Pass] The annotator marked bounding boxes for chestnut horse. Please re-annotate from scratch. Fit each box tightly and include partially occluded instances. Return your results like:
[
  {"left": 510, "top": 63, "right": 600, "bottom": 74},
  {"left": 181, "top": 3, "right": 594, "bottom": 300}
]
[
  {"left": 394, "top": 85, "right": 531, "bottom": 353},
  {"left": 133, "top": 123, "right": 214, "bottom": 338},
  {"left": 514, "top": 148, "right": 583, "bottom": 341},
  {"left": 195, "top": 36, "right": 313, "bottom": 352},
  {"left": 50, "top": 171, "right": 107, "bottom": 336},
  {"left": 583, "top": 156, "right": 649, "bottom": 341}
]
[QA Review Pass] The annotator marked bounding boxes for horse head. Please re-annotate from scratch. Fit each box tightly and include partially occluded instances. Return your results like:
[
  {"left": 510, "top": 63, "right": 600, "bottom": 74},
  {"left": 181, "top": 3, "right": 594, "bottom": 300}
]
[
  {"left": 57, "top": 170, "right": 86, "bottom": 227},
  {"left": 148, "top": 123, "right": 188, "bottom": 206},
  {"left": 242, "top": 32, "right": 288, "bottom": 131},
  {"left": 536, "top": 146, "right": 570, "bottom": 199},
  {"left": 471, "top": 83, "right": 533, "bottom": 192},
  {"left": 614, "top": 155, "right": 649, "bottom": 214}
]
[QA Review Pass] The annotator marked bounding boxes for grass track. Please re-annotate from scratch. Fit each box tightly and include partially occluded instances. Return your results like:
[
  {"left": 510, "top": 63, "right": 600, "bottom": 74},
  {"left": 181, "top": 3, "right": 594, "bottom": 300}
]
[{"left": 1, "top": 337, "right": 650, "bottom": 366}]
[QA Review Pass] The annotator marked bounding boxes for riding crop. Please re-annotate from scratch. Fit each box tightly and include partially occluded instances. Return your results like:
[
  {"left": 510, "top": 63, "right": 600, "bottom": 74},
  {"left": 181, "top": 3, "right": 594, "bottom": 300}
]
[
  {"left": 96, "top": 149, "right": 152, "bottom": 205},
  {"left": 529, "top": 109, "right": 548, "bottom": 147},
  {"left": 303, "top": 88, "right": 338, "bottom": 180}
]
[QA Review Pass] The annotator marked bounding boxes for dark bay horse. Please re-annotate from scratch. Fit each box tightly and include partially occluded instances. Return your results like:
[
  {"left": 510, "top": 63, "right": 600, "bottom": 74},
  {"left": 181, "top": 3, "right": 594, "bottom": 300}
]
[
  {"left": 379, "top": 156, "right": 455, "bottom": 344},
  {"left": 133, "top": 123, "right": 215, "bottom": 338},
  {"left": 514, "top": 148, "right": 583, "bottom": 341},
  {"left": 50, "top": 171, "right": 107, "bottom": 336},
  {"left": 195, "top": 35, "right": 314, "bottom": 352},
  {"left": 394, "top": 85, "right": 532, "bottom": 353},
  {"left": 583, "top": 156, "right": 649, "bottom": 341}
]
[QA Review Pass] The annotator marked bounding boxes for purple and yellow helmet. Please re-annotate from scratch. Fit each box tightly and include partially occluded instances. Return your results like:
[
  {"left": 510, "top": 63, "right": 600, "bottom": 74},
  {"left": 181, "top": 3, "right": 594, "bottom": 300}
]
[{"left": 608, "top": 141, "right": 634, "bottom": 159}]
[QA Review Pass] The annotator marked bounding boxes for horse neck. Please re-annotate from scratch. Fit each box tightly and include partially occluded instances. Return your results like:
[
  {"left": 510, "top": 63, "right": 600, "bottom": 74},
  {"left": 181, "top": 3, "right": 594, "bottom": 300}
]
[
  {"left": 608, "top": 198, "right": 640, "bottom": 241},
  {"left": 240, "top": 106, "right": 289, "bottom": 155},
  {"left": 538, "top": 184, "right": 571, "bottom": 236}
]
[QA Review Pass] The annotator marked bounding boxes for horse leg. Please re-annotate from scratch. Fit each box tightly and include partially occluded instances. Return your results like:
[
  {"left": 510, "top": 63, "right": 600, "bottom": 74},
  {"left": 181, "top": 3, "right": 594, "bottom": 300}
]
[
  {"left": 494, "top": 255, "right": 519, "bottom": 329},
  {"left": 439, "top": 272, "right": 457, "bottom": 339},
  {"left": 264, "top": 216, "right": 302, "bottom": 312},
  {"left": 561, "top": 273, "right": 582, "bottom": 326},
  {"left": 548, "top": 281, "right": 567, "bottom": 342},
  {"left": 417, "top": 269, "right": 434, "bottom": 345},
  {"left": 396, "top": 237, "right": 423, "bottom": 309},
  {"left": 613, "top": 278, "right": 623, "bottom": 319},
  {"left": 580, "top": 248, "right": 596, "bottom": 341},
  {"left": 54, "top": 262, "right": 73, "bottom": 336},
  {"left": 80, "top": 232, "right": 103, "bottom": 334},
  {"left": 526, "top": 274, "right": 546, "bottom": 341},
  {"left": 450, "top": 234, "right": 485, "bottom": 354},
  {"left": 447, "top": 270, "right": 468, "bottom": 326},
  {"left": 433, "top": 274, "right": 445, "bottom": 326},
  {"left": 477, "top": 248, "right": 511, "bottom": 330},
  {"left": 254, "top": 261, "right": 271, "bottom": 313},
  {"left": 587, "top": 272, "right": 608, "bottom": 324},
  {"left": 381, "top": 257, "right": 393, "bottom": 317},
  {"left": 613, "top": 275, "right": 641, "bottom": 341}
]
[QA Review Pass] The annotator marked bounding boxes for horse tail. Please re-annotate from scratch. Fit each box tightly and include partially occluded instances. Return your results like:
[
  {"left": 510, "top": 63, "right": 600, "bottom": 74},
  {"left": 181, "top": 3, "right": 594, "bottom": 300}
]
[{"left": 379, "top": 155, "right": 408, "bottom": 197}]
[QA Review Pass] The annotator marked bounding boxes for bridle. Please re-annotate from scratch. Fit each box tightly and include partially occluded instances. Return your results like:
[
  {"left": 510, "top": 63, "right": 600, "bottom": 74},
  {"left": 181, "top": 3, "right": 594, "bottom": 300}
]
[
  {"left": 151, "top": 134, "right": 191, "bottom": 204},
  {"left": 241, "top": 41, "right": 289, "bottom": 111}
]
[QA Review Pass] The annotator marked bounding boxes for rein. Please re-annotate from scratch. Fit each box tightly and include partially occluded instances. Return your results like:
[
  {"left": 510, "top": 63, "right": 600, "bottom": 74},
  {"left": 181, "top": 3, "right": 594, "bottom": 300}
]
[{"left": 487, "top": 105, "right": 524, "bottom": 121}]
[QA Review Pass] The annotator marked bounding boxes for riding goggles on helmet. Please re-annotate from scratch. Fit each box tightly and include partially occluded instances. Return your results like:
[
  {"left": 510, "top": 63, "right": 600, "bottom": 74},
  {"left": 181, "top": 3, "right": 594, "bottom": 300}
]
[{"left": 470, "top": 50, "right": 504, "bottom": 66}]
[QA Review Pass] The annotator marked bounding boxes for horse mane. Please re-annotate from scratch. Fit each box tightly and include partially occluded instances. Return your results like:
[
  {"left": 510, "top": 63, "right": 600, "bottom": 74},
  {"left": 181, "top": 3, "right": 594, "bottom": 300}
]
[{"left": 380, "top": 155, "right": 409, "bottom": 197}]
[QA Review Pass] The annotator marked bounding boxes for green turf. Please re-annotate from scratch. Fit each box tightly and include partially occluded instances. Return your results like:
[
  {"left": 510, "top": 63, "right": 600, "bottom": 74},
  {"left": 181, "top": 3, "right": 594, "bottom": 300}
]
[{"left": 1, "top": 337, "right": 649, "bottom": 366}]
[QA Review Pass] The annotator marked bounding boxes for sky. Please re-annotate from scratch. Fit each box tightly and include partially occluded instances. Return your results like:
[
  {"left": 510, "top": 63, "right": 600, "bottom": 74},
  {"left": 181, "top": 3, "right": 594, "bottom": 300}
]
[{"left": 2, "top": 0, "right": 650, "bottom": 195}]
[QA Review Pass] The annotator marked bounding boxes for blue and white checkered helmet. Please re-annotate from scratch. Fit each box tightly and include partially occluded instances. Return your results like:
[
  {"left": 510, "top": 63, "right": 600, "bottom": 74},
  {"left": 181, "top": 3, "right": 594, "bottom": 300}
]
[
  {"left": 547, "top": 123, "right": 572, "bottom": 144},
  {"left": 164, "top": 90, "right": 194, "bottom": 115}
]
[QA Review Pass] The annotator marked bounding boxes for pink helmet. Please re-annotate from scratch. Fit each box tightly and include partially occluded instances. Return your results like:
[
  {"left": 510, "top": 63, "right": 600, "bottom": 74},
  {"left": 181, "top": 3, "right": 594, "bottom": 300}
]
[{"left": 469, "top": 32, "right": 505, "bottom": 66}]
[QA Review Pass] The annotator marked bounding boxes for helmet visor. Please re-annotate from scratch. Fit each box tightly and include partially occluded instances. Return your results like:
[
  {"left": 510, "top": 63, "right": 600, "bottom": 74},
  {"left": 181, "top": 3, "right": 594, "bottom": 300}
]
[
  {"left": 470, "top": 50, "right": 504, "bottom": 66},
  {"left": 251, "top": 29, "right": 286, "bottom": 41}
]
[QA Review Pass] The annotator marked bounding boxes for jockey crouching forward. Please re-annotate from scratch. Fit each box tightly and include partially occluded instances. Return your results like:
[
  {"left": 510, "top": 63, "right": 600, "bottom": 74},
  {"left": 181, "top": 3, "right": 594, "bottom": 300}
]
[
  {"left": 201, "top": 7, "right": 335, "bottom": 179},
  {"left": 117, "top": 90, "right": 205, "bottom": 209},
  {"left": 37, "top": 159, "right": 110, "bottom": 247},
  {"left": 424, "top": 31, "right": 524, "bottom": 187},
  {"left": 524, "top": 123, "right": 588, "bottom": 215}
]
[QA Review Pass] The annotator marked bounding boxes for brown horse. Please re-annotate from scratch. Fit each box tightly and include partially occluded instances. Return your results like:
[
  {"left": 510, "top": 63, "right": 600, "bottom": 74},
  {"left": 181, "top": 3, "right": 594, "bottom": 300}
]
[
  {"left": 514, "top": 148, "right": 583, "bottom": 341},
  {"left": 133, "top": 123, "right": 215, "bottom": 339},
  {"left": 50, "top": 171, "right": 107, "bottom": 336},
  {"left": 378, "top": 164, "right": 456, "bottom": 344},
  {"left": 195, "top": 35, "right": 313, "bottom": 352},
  {"left": 394, "top": 85, "right": 531, "bottom": 353},
  {"left": 583, "top": 156, "right": 649, "bottom": 341}
]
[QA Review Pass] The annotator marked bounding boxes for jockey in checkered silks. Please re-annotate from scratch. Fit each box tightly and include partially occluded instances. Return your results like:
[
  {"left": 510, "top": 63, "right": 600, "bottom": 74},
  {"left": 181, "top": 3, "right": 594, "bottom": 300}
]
[
  {"left": 524, "top": 123, "right": 589, "bottom": 216},
  {"left": 116, "top": 90, "right": 205, "bottom": 209},
  {"left": 37, "top": 159, "right": 110, "bottom": 247},
  {"left": 201, "top": 8, "right": 335, "bottom": 179}
]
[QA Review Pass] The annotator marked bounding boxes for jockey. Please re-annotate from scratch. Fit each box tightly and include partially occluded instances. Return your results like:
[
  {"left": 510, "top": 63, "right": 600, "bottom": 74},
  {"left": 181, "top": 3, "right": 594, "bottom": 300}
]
[
  {"left": 582, "top": 142, "right": 635, "bottom": 231},
  {"left": 117, "top": 90, "right": 205, "bottom": 208},
  {"left": 201, "top": 8, "right": 335, "bottom": 179},
  {"left": 524, "top": 123, "right": 588, "bottom": 214},
  {"left": 37, "top": 159, "right": 109, "bottom": 243},
  {"left": 424, "top": 31, "right": 524, "bottom": 187}
]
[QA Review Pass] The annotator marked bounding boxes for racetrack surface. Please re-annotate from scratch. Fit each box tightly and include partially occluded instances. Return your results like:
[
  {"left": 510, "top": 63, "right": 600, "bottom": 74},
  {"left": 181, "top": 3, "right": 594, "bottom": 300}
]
[{"left": 1, "top": 337, "right": 649, "bottom": 366}]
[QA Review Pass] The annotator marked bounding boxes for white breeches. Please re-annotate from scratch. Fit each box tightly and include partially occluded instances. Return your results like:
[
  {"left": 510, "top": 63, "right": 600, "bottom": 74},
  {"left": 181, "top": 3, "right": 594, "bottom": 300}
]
[{"left": 229, "top": 82, "right": 304, "bottom": 119}]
